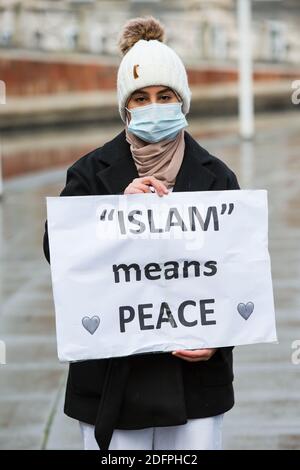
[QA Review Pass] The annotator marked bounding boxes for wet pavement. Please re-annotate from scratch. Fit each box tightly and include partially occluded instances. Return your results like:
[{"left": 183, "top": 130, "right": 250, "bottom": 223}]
[{"left": 0, "top": 111, "right": 300, "bottom": 449}]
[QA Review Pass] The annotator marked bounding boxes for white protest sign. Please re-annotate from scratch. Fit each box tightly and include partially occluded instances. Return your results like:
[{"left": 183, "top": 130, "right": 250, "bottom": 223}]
[{"left": 46, "top": 190, "right": 277, "bottom": 362}]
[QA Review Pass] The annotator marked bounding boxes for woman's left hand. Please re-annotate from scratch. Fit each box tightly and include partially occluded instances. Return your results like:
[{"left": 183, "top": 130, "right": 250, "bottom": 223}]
[{"left": 171, "top": 348, "right": 217, "bottom": 362}]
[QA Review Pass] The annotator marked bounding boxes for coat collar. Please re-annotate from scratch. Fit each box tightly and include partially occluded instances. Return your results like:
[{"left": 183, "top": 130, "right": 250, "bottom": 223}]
[{"left": 96, "top": 129, "right": 216, "bottom": 194}]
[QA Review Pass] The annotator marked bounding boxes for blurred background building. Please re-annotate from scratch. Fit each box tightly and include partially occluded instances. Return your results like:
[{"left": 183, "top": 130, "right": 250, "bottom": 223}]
[
  {"left": 0, "top": 0, "right": 299, "bottom": 178},
  {"left": 0, "top": 0, "right": 300, "bottom": 64}
]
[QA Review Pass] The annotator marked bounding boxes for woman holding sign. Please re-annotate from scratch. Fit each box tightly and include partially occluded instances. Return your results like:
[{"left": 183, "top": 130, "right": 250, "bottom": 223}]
[{"left": 43, "top": 16, "right": 240, "bottom": 451}]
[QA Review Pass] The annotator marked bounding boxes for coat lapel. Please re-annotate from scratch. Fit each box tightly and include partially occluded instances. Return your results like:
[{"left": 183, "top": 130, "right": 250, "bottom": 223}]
[
  {"left": 96, "top": 129, "right": 216, "bottom": 194},
  {"left": 172, "top": 131, "right": 216, "bottom": 192},
  {"left": 95, "top": 130, "right": 139, "bottom": 194}
]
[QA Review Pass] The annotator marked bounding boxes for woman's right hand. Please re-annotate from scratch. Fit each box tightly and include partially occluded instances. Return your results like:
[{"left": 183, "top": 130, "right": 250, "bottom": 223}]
[{"left": 124, "top": 176, "right": 169, "bottom": 197}]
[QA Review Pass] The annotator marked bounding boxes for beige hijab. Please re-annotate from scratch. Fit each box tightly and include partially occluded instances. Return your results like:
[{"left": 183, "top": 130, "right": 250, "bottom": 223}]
[{"left": 125, "top": 111, "right": 185, "bottom": 190}]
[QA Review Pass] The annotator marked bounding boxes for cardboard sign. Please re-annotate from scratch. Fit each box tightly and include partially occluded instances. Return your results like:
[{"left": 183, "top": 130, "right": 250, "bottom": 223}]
[{"left": 46, "top": 190, "right": 277, "bottom": 361}]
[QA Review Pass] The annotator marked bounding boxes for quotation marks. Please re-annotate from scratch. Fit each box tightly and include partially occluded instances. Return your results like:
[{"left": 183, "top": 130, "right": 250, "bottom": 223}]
[
  {"left": 100, "top": 209, "right": 115, "bottom": 221},
  {"left": 237, "top": 302, "right": 254, "bottom": 320},
  {"left": 82, "top": 316, "right": 100, "bottom": 335},
  {"left": 221, "top": 203, "right": 234, "bottom": 215}
]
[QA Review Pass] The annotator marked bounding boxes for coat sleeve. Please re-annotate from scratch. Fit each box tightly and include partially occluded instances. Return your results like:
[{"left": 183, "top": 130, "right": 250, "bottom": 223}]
[
  {"left": 227, "top": 169, "right": 240, "bottom": 190},
  {"left": 43, "top": 165, "right": 91, "bottom": 264}
]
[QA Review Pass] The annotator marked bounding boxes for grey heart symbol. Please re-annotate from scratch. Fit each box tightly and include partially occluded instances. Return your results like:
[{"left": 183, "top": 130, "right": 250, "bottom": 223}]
[
  {"left": 82, "top": 316, "right": 100, "bottom": 334},
  {"left": 237, "top": 302, "right": 254, "bottom": 320}
]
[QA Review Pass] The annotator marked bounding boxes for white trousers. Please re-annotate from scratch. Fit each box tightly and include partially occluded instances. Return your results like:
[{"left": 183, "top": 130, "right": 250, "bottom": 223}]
[{"left": 79, "top": 414, "right": 224, "bottom": 450}]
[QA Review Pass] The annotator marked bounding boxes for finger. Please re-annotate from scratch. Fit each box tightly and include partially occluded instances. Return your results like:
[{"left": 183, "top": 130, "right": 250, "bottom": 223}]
[
  {"left": 132, "top": 178, "right": 166, "bottom": 195},
  {"left": 132, "top": 183, "right": 152, "bottom": 193},
  {"left": 126, "top": 187, "right": 144, "bottom": 194},
  {"left": 140, "top": 177, "right": 169, "bottom": 195},
  {"left": 172, "top": 350, "right": 211, "bottom": 359},
  {"left": 150, "top": 179, "right": 169, "bottom": 196},
  {"left": 173, "top": 354, "right": 204, "bottom": 362},
  {"left": 175, "top": 348, "right": 213, "bottom": 355}
]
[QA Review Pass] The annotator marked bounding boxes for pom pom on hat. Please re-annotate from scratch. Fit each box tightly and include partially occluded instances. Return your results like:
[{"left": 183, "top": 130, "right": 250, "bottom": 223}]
[
  {"left": 116, "top": 16, "right": 192, "bottom": 123},
  {"left": 118, "top": 15, "right": 165, "bottom": 56}
]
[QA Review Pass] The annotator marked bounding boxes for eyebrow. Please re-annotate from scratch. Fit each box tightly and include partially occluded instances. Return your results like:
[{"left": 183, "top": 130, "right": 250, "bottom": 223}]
[
  {"left": 157, "top": 87, "right": 173, "bottom": 94},
  {"left": 131, "top": 87, "right": 173, "bottom": 97}
]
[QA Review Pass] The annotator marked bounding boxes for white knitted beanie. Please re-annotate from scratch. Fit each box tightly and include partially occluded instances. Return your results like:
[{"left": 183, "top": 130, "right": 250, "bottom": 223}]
[{"left": 116, "top": 16, "right": 192, "bottom": 123}]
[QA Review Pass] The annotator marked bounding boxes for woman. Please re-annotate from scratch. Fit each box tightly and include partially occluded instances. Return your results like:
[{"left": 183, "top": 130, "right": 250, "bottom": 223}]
[{"left": 43, "top": 16, "right": 240, "bottom": 450}]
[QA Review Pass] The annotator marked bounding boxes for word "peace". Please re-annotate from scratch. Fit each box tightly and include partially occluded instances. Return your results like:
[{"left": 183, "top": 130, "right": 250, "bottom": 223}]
[{"left": 119, "top": 299, "right": 216, "bottom": 332}]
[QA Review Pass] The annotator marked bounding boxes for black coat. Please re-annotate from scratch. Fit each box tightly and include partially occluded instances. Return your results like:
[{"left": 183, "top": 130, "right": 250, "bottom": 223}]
[{"left": 43, "top": 129, "right": 240, "bottom": 450}]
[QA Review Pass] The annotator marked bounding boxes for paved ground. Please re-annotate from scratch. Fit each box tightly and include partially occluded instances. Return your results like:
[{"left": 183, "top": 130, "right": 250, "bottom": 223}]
[{"left": 0, "top": 112, "right": 300, "bottom": 449}]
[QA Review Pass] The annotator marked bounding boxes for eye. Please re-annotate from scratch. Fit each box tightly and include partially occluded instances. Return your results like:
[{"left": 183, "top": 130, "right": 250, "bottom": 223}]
[
  {"left": 159, "top": 95, "right": 171, "bottom": 101},
  {"left": 135, "top": 96, "right": 147, "bottom": 103}
]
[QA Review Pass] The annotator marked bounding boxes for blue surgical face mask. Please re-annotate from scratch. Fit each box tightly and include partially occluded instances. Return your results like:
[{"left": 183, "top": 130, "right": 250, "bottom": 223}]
[{"left": 125, "top": 102, "right": 188, "bottom": 143}]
